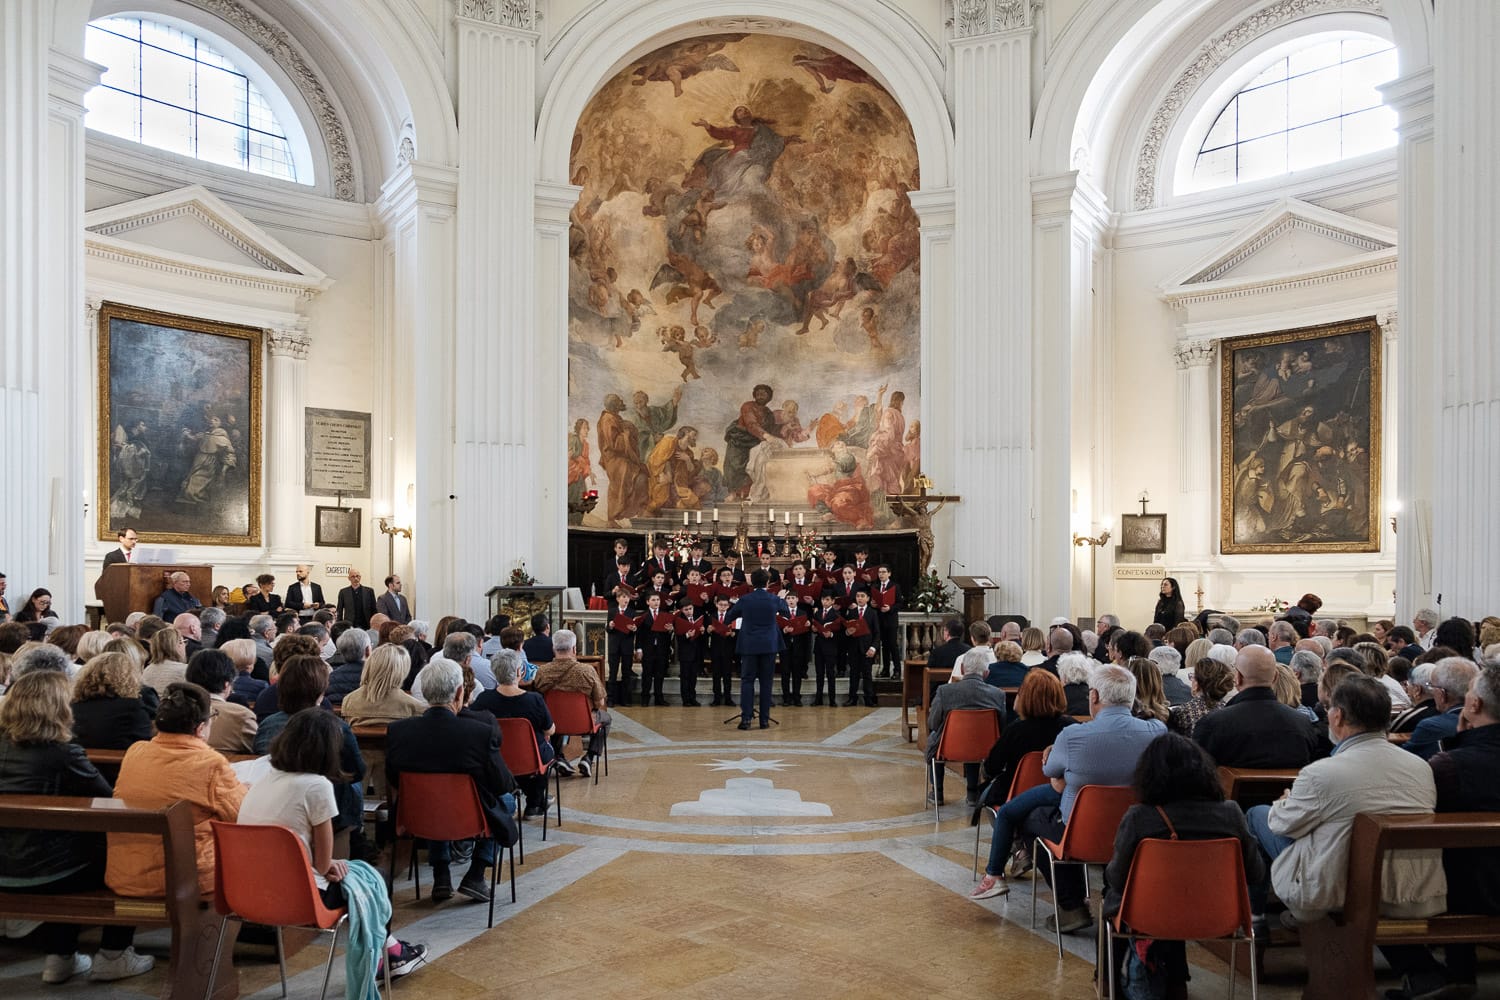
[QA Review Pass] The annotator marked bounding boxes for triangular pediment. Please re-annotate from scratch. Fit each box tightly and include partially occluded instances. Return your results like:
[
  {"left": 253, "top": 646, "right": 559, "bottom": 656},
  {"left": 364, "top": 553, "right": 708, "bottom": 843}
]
[
  {"left": 85, "top": 185, "right": 327, "bottom": 282},
  {"left": 1161, "top": 199, "right": 1396, "bottom": 298}
]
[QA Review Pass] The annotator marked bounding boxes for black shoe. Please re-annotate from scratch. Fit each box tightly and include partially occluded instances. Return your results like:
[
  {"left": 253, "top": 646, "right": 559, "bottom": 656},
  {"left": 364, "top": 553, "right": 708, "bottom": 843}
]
[
  {"left": 457, "top": 873, "right": 492, "bottom": 902},
  {"left": 710, "top": 697, "right": 722, "bottom": 706},
  {"left": 812, "top": 695, "right": 824, "bottom": 706},
  {"left": 385, "top": 940, "right": 428, "bottom": 978},
  {"left": 737, "top": 721, "right": 752, "bottom": 730},
  {"left": 842, "top": 699, "right": 858, "bottom": 707},
  {"left": 964, "top": 790, "right": 982, "bottom": 808},
  {"left": 430, "top": 868, "right": 453, "bottom": 902},
  {"left": 865, "top": 699, "right": 879, "bottom": 707},
  {"left": 760, "top": 722, "right": 770, "bottom": 729}
]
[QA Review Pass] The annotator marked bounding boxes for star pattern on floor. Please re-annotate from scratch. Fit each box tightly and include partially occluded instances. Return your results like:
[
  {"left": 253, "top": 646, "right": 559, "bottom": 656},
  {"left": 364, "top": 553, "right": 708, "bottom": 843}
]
[{"left": 703, "top": 756, "right": 795, "bottom": 773}]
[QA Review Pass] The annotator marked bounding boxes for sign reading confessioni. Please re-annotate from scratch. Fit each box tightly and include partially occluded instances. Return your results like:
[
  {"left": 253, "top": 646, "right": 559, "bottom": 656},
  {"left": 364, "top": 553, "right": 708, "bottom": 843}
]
[{"left": 304, "top": 407, "right": 371, "bottom": 498}]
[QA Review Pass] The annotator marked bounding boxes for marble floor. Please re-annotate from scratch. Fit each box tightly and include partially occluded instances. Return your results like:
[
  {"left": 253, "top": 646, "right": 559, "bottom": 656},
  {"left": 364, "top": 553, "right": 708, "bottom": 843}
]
[{"left": 0, "top": 706, "right": 1488, "bottom": 998}]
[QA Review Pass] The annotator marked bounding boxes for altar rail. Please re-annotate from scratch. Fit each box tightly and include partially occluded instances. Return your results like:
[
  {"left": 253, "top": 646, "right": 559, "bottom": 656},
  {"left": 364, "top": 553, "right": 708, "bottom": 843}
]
[{"left": 558, "top": 610, "right": 956, "bottom": 664}]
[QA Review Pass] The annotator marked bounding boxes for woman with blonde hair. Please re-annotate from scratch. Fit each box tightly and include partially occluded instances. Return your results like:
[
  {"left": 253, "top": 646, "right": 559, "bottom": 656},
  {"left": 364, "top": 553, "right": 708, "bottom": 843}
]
[
  {"left": 75, "top": 630, "right": 112, "bottom": 663},
  {"left": 1168, "top": 657, "right": 1234, "bottom": 736},
  {"left": 71, "top": 653, "right": 157, "bottom": 753},
  {"left": 1183, "top": 636, "right": 1213, "bottom": 679},
  {"left": 1128, "top": 657, "right": 1171, "bottom": 724},
  {"left": 1355, "top": 640, "right": 1411, "bottom": 709},
  {"left": 0, "top": 671, "right": 154, "bottom": 984},
  {"left": 1018, "top": 627, "right": 1046, "bottom": 667},
  {"left": 103, "top": 636, "right": 147, "bottom": 672},
  {"left": 1273, "top": 663, "right": 1318, "bottom": 721},
  {"left": 341, "top": 644, "right": 423, "bottom": 726},
  {"left": 141, "top": 628, "right": 188, "bottom": 694}
]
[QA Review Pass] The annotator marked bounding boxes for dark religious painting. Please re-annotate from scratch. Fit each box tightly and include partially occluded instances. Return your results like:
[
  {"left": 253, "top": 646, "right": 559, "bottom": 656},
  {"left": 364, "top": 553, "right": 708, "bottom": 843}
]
[
  {"left": 1220, "top": 317, "right": 1381, "bottom": 554},
  {"left": 98, "top": 302, "right": 262, "bottom": 545},
  {"left": 1120, "top": 514, "right": 1167, "bottom": 554},
  {"left": 567, "top": 34, "right": 921, "bottom": 531}
]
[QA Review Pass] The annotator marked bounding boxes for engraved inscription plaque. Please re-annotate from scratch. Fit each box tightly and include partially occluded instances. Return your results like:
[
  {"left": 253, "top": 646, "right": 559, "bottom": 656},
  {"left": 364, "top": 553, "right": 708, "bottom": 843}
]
[{"left": 304, "top": 407, "right": 371, "bottom": 498}]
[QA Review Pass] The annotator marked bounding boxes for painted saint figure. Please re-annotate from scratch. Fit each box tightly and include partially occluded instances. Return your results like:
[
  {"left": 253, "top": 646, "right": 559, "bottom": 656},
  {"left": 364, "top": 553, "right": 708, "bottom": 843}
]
[
  {"left": 597, "top": 394, "right": 648, "bottom": 527},
  {"left": 723, "top": 383, "right": 784, "bottom": 499},
  {"left": 178, "top": 414, "right": 236, "bottom": 504},
  {"left": 110, "top": 420, "right": 152, "bottom": 521}
]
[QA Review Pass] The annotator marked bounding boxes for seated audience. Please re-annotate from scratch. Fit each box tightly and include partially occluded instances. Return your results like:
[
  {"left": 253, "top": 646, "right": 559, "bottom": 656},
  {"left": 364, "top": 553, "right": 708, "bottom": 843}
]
[
  {"left": 186, "top": 648, "right": 257, "bottom": 754},
  {"left": 0, "top": 671, "right": 154, "bottom": 984},
  {"left": 1387, "top": 625, "right": 1424, "bottom": 662},
  {"left": 472, "top": 650, "right": 558, "bottom": 815},
  {"left": 1193, "top": 646, "right": 1323, "bottom": 767},
  {"left": 221, "top": 637, "right": 265, "bottom": 707},
  {"left": 70, "top": 652, "right": 158, "bottom": 752},
  {"left": 1273, "top": 663, "right": 1318, "bottom": 722},
  {"left": 1108, "top": 629, "right": 1151, "bottom": 663},
  {"left": 340, "top": 644, "right": 424, "bottom": 726},
  {"left": 253, "top": 634, "right": 324, "bottom": 720},
  {"left": 75, "top": 630, "right": 111, "bottom": 664},
  {"left": 1384, "top": 664, "right": 1500, "bottom": 999},
  {"left": 325, "top": 627, "right": 372, "bottom": 705},
  {"left": 971, "top": 670, "right": 1078, "bottom": 899},
  {"left": 1405, "top": 658, "right": 1479, "bottom": 761},
  {"left": 249, "top": 614, "right": 277, "bottom": 677},
  {"left": 47, "top": 624, "right": 88, "bottom": 665},
  {"left": 927, "top": 619, "right": 970, "bottom": 674},
  {"left": 1148, "top": 645, "right": 1191, "bottom": 705},
  {"left": 1036, "top": 626, "right": 1073, "bottom": 676},
  {"left": 1267, "top": 620, "right": 1298, "bottom": 664},
  {"left": 927, "top": 647, "right": 1007, "bottom": 806},
  {"left": 1022, "top": 664, "right": 1166, "bottom": 933},
  {"left": 1245, "top": 675, "right": 1445, "bottom": 925},
  {"left": 429, "top": 631, "right": 495, "bottom": 693},
  {"left": 499, "top": 626, "right": 538, "bottom": 683},
  {"left": 108, "top": 683, "right": 247, "bottom": 898},
  {"left": 1101, "top": 733, "right": 1265, "bottom": 994},
  {"left": 1057, "top": 652, "right": 1093, "bottom": 717},
  {"left": 531, "top": 629, "right": 609, "bottom": 778},
  {"left": 1018, "top": 627, "right": 1046, "bottom": 667},
  {"left": 523, "top": 615, "right": 555, "bottom": 664},
  {"left": 984, "top": 640, "right": 1027, "bottom": 689},
  {"left": 173, "top": 613, "right": 203, "bottom": 659},
  {"left": 1355, "top": 640, "right": 1412, "bottom": 709},
  {"left": 140, "top": 627, "right": 189, "bottom": 695},
  {"left": 1391, "top": 663, "right": 1439, "bottom": 734},
  {"left": 11, "top": 642, "right": 74, "bottom": 682},
  {"left": 1289, "top": 648, "right": 1324, "bottom": 710},
  {"left": 1128, "top": 657, "right": 1170, "bottom": 724},
  {"left": 1433, "top": 617, "right": 1477, "bottom": 663},
  {"left": 385, "top": 659, "right": 518, "bottom": 903},
  {"left": 1167, "top": 656, "right": 1234, "bottom": 737},
  {"left": 14, "top": 588, "right": 58, "bottom": 622}
]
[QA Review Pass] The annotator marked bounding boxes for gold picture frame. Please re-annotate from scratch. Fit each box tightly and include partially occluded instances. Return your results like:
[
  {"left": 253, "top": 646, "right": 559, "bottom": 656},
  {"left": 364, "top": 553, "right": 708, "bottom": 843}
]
[
  {"left": 98, "top": 302, "right": 263, "bottom": 546},
  {"left": 1220, "top": 316, "right": 1381, "bottom": 554}
]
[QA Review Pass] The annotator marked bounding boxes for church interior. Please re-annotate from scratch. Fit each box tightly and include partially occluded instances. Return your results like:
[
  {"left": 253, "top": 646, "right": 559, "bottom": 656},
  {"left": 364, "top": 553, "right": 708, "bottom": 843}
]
[{"left": 2, "top": 0, "right": 1498, "bottom": 997}]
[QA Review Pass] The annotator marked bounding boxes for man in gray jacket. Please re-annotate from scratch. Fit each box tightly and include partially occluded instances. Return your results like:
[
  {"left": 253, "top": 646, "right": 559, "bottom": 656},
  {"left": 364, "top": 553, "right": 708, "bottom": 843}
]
[{"left": 927, "top": 647, "right": 1007, "bottom": 806}]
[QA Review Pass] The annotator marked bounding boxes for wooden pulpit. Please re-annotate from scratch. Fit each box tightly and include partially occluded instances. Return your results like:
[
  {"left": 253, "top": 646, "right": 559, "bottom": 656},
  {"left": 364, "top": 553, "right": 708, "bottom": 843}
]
[
  {"left": 949, "top": 575, "right": 998, "bottom": 626},
  {"left": 95, "top": 564, "right": 214, "bottom": 622}
]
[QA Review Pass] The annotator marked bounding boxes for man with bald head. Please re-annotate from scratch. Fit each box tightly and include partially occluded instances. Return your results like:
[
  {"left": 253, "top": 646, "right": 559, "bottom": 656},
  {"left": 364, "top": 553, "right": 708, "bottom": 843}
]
[{"left": 1193, "top": 645, "right": 1325, "bottom": 767}]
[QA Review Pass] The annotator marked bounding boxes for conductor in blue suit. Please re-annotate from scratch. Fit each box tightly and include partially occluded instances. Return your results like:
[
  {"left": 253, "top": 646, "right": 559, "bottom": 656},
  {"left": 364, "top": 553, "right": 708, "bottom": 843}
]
[{"left": 729, "top": 570, "right": 791, "bottom": 730}]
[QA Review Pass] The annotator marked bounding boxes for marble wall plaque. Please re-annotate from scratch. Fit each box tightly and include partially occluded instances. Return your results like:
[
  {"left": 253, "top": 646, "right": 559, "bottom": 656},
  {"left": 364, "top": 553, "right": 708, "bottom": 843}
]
[{"left": 304, "top": 407, "right": 371, "bottom": 498}]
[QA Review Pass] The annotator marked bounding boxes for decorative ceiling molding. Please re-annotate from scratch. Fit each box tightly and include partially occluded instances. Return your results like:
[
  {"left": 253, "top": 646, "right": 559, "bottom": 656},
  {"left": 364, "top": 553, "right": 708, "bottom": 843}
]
[
  {"left": 695, "top": 17, "right": 792, "bottom": 32},
  {"left": 1132, "top": 0, "right": 1385, "bottom": 211},
  {"left": 178, "top": 0, "right": 357, "bottom": 201},
  {"left": 951, "top": 0, "right": 1039, "bottom": 38},
  {"left": 458, "top": 0, "right": 540, "bottom": 30}
]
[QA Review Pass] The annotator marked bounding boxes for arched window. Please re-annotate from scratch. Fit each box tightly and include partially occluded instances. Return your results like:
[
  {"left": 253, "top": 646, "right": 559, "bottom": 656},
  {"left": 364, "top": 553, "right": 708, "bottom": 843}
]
[
  {"left": 1184, "top": 34, "right": 1397, "bottom": 192},
  {"left": 84, "top": 15, "right": 310, "bottom": 184}
]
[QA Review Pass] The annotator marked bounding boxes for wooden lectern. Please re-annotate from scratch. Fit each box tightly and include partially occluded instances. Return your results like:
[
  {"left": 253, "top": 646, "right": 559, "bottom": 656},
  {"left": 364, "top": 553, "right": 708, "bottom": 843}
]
[
  {"left": 949, "top": 575, "right": 998, "bottom": 626},
  {"left": 95, "top": 564, "right": 214, "bottom": 623}
]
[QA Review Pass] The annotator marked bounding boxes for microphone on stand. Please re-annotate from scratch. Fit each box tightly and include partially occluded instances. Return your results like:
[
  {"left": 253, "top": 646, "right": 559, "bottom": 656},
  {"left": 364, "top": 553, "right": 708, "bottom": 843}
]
[{"left": 949, "top": 559, "right": 965, "bottom": 578}]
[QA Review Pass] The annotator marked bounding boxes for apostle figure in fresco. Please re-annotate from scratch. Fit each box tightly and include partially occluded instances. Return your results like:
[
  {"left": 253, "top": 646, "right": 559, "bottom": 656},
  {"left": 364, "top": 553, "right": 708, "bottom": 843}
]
[
  {"left": 806, "top": 440, "right": 876, "bottom": 530},
  {"left": 598, "top": 394, "right": 648, "bottom": 527},
  {"left": 645, "top": 426, "right": 709, "bottom": 513},
  {"left": 723, "top": 383, "right": 785, "bottom": 500},
  {"left": 864, "top": 389, "right": 906, "bottom": 499},
  {"left": 629, "top": 387, "right": 683, "bottom": 462}
]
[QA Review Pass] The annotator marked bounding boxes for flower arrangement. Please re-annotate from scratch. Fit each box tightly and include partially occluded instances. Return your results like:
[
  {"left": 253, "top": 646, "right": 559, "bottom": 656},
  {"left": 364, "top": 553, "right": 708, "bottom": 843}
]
[
  {"left": 667, "top": 530, "right": 701, "bottom": 559},
  {"left": 508, "top": 562, "right": 537, "bottom": 587},
  {"left": 910, "top": 570, "right": 956, "bottom": 614},
  {"left": 1249, "top": 596, "right": 1289, "bottom": 613},
  {"left": 793, "top": 530, "right": 824, "bottom": 562}
]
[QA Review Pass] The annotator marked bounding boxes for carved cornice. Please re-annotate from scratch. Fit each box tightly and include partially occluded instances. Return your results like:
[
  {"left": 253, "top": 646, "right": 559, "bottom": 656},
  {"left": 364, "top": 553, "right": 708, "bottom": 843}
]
[
  {"left": 85, "top": 237, "right": 329, "bottom": 302},
  {"left": 1174, "top": 340, "right": 1216, "bottom": 369},
  {"left": 1133, "top": 0, "right": 1385, "bottom": 210},
  {"left": 952, "top": 0, "right": 1038, "bottom": 38},
  {"left": 458, "top": 0, "right": 539, "bottom": 30},
  {"left": 90, "top": 204, "right": 296, "bottom": 273},
  {"left": 1164, "top": 253, "right": 1397, "bottom": 308},
  {"left": 180, "top": 0, "right": 356, "bottom": 201},
  {"left": 1189, "top": 217, "right": 1390, "bottom": 283},
  {"left": 695, "top": 16, "right": 791, "bottom": 31},
  {"left": 267, "top": 327, "right": 312, "bottom": 359}
]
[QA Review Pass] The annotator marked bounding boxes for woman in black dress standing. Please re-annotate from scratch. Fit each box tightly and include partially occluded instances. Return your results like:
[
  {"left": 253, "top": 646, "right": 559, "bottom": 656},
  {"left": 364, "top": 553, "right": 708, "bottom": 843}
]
[{"left": 1152, "top": 577, "right": 1186, "bottom": 630}]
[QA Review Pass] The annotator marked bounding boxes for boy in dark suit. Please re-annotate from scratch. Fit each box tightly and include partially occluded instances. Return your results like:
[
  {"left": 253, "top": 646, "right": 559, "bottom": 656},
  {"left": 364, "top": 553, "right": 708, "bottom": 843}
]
[
  {"left": 778, "top": 591, "right": 812, "bottom": 706},
  {"left": 637, "top": 592, "right": 672, "bottom": 706},
  {"left": 606, "top": 587, "right": 639, "bottom": 706},
  {"left": 709, "top": 595, "right": 738, "bottom": 707},
  {"left": 812, "top": 592, "right": 842, "bottom": 706},
  {"left": 872, "top": 564, "right": 902, "bottom": 678},
  {"left": 675, "top": 601, "right": 707, "bottom": 706},
  {"left": 843, "top": 589, "right": 881, "bottom": 707}
]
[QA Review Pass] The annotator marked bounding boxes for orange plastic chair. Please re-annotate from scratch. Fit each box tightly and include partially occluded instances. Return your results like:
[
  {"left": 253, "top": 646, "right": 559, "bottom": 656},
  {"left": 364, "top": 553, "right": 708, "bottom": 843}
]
[
  {"left": 207, "top": 821, "right": 392, "bottom": 999},
  {"left": 497, "top": 716, "right": 562, "bottom": 844},
  {"left": 544, "top": 689, "right": 608, "bottom": 787},
  {"left": 1029, "top": 784, "right": 1137, "bottom": 956},
  {"left": 973, "top": 750, "right": 1049, "bottom": 878},
  {"left": 388, "top": 772, "right": 516, "bottom": 927},
  {"left": 926, "top": 707, "right": 1001, "bottom": 828},
  {"left": 1107, "top": 837, "right": 1258, "bottom": 999}
]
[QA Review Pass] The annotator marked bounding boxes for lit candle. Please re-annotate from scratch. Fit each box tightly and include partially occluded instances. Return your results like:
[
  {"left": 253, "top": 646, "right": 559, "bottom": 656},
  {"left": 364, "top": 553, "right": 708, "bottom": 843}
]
[
  {"left": 696, "top": 510, "right": 702, "bottom": 525},
  {"left": 712, "top": 508, "right": 719, "bottom": 521},
  {"left": 784, "top": 512, "right": 790, "bottom": 525},
  {"left": 798, "top": 512, "right": 804, "bottom": 527},
  {"left": 683, "top": 511, "right": 689, "bottom": 526},
  {"left": 768, "top": 508, "right": 775, "bottom": 521}
]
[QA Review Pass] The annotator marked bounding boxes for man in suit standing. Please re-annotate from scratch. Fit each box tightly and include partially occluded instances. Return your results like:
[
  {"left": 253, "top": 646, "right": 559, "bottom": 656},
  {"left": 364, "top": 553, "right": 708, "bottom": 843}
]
[
  {"left": 523, "top": 614, "right": 555, "bottom": 664},
  {"left": 284, "top": 564, "right": 324, "bottom": 612},
  {"left": 376, "top": 574, "right": 412, "bottom": 624},
  {"left": 729, "top": 570, "right": 790, "bottom": 729},
  {"left": 95, "top": 526, "right": 140, "bottom": 597},
  {"left": 336, "top": 569, "right": 377, "bottom": 630},
  {"left": 386, "top": 660, "right": 518, "bottom": 903}
]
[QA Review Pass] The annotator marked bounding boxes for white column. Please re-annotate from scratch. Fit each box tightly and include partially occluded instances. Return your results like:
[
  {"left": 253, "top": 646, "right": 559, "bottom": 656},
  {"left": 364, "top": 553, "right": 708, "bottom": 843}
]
[
  {"left": 1172, "top": 341, "right": 1217, "bottom": 575},
  {"left": 265, "top": 325, "right": 311, "bottom": 562},
  {"left": 453, "top": 2, "right": 540, "bottom": 620},
  {"left": 2, "top": 3, "right": 96, "bottom": 619},
  {"left": 534, "top": 180, "right": 578, "bottom": 585},
  {"left": 378, "top": 163, "right": 459, "bottom": 618},
  {"left": 950, "top": 3, "right": 1036, "bottom": 617},
  {"left": 1431, "top": 5, "right": 1500, "bottom": 621},
  {"left": 1381, "top": 69, "right": 1435, "bottom": 622},
  {"left": 909, "top": 188, "right": 957, "bottom": 575}
]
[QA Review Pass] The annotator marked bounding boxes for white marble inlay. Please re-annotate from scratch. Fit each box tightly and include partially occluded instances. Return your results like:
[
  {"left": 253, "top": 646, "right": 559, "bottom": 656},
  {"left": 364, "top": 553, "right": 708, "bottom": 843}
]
[
  {"left": 671, "top": 777, "right": 832, "bottom": 817},
  {"left": 703, "top": 756, "right": 795, "bottom": 774}
]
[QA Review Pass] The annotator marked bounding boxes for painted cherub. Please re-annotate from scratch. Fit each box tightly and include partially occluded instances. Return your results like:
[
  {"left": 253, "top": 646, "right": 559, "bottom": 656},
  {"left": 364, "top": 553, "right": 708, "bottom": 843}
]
[
  {"left": 619, "top": 288, "right": 655, "bottom": 335},
  {"left": 691, "top": 324, "right": 718, "bottom": 348},
  {"left": 661, "top": 325, "right": 702, "bottom": 382},
  {"left": 860, "top": 306, "right": 885, "bottom": 350},
  {"left": 674, "top": 188, "right": 724, "bottom": 244},
  {"left": 738, "top": 317, "right": 766, "bottom": 350}
]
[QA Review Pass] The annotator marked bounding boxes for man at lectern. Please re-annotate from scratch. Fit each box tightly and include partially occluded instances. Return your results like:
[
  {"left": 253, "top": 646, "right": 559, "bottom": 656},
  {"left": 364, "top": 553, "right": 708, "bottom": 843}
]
[{"left": 96, "top": 527, "right": 140, "bottom": 597}]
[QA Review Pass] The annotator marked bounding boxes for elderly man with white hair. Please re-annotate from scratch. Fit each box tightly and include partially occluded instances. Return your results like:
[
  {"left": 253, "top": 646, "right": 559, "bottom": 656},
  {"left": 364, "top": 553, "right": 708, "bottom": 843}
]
[
  {"left": 531, "top": 629, "right": 609, "bottom": 778},
  {"left": 1289, "top": 648, "right": 1325, "bottom": 710},
  {"left": 1267, "top": 620, "right": 1298, "bottom": 664},
  {"left": 1018, "top": 664, "right": 1166, "bottom": 933},
  {"left": 1148, "top": 645, "right": 1191, "bottom": 705},
  {"left": 1405, "top": 658, "right": 1479, "bottom": 760},
  {"left": 926, "top": 647, "right": 1007, "bottom": 807},
  {"left": 1392, "top": 663, "right": 1440, "bottom": 734}
]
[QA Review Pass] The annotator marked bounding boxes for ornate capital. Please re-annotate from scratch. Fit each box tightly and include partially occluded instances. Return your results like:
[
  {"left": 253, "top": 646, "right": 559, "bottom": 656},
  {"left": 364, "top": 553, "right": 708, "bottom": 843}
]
[
  {"left": 1379, "top": 309, "right": 1398, "bottom": 342},
  {"left": 458, "top": 0, "right": 538, "bottom": 29},
  {"left": 267, "top": 328, "right": 312, "bottom": 360},
  {"left": 952, "top": 0, "right": 1037, "bottom": 38},
  {"left": 1173, "top": 340, "right": 1216, "bottom": 370}
]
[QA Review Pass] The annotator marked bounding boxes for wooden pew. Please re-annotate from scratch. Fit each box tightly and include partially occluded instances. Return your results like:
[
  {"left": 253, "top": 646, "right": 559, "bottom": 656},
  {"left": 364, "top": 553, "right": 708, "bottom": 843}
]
[
  {"left": 1300, "top": 811, "right": 1500, "bottom": 1000},
  {"left": 0, "top": 795, "right": 235, "bottom": 999},
  {"left": 1217, "top": 766, "right": 1300, "bottom": 808},
  {"left": 901, "top": 659, "right": 926, "bottom": 741}
]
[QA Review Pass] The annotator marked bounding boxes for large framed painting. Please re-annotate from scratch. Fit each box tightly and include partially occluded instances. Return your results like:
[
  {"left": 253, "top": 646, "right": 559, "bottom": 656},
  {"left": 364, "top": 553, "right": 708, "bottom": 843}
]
[
  {"left": 98, "top": 302, "right": 263, "bottom": 546},
  {"left": 1220, "top": 316, "right": 1381, "bottom": 554}
]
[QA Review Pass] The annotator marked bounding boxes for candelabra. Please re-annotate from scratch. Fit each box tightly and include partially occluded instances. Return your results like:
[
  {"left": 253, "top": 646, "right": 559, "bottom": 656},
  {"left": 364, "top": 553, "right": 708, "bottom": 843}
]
[
  {"left": 377, "top": 517, "right": 413, "bottom": 583},
  {"left": 1072, "top": 527, "right": 1111, "bottom": 622}
]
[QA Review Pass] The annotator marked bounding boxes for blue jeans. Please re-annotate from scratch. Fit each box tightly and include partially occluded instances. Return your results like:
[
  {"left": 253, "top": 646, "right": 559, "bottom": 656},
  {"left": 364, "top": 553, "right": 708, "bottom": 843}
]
[
  {"left": 983, "top": 783, "right": 1062, "bottom": 877},
  {"left": 1245, "top": 804, "right": 1294, "bottom": 913}
]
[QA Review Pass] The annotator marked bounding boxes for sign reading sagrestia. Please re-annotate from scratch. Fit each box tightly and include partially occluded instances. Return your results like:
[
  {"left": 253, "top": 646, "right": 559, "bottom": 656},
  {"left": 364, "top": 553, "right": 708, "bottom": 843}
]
[{"left": 304, "top": 407, "right": 371, "bottom": 498}]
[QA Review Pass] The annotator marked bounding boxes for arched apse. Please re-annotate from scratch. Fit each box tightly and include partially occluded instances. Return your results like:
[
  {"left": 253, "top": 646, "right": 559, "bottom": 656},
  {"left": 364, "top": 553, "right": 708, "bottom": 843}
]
[
  {"left": 535, "top": 0, "right": 952, "bottom": 190},
  {"left": 564, "top": 33, "right": 923, "bottom": 530}
]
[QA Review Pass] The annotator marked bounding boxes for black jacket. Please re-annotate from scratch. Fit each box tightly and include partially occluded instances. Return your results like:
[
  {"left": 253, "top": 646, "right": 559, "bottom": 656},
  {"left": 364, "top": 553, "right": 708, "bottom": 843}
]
[
  {"left": 336, "top": 585, "right": 378, "bottom": 630},
  {"left": 926, "top": 638, "right": 970, "bottom": 672},
  {"left": 285, "top": 581, "right": 325, "bottom": 611},
  {"left": 71, "top": 690, "right": 158, "bottom": 751},
  {"left": 1152, "top": 597, "right": 1186, "bottom": 630},
  {"left": 1429, "top": 723, "right": 1500, "bottom": 915},
  {"left": 980, "top": 715, "right": 1076, "bottom": 805},
  {"left": 385, "top": 707, "right": 519, "bottom": 845},
  {"left": 1192, "top": 687, "right": 1324, "bottom": 768},
  {"left": 0, "top": 737, "right": 113, "bottom": 883},
  {"left": 522, "top": 634, "right": 555, "bottom": 664}
]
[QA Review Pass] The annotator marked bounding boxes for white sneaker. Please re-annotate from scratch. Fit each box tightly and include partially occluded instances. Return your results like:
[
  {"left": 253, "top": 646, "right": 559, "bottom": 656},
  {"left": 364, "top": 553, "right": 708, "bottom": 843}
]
[
  {"left": 91, "top": 947, "right": 155, "bottom": 981},
  {"left": 576, "top": 756, "right": 593, "bottom": 778},
  {"left": 42, "top": 953, "right": 90, "bottom": 984}
]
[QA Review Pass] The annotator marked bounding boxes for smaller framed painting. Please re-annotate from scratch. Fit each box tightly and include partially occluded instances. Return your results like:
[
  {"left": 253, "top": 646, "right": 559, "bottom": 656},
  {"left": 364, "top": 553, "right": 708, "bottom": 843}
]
[
  {"left": 314, "top": 506, "right": 362, "bottom": 548},
  {"left": 1120, "top": 514, "right": 1167, "bottom": 554}
]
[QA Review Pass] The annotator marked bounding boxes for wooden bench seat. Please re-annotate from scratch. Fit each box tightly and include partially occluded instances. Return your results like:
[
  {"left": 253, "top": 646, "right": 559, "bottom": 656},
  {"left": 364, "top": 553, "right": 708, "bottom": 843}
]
[
  {"left": 0, "top": 795, "right": 235, "bottom": 998},
  {"left": 1217, "top": 766, "right": 1300, "bottom": 808}
]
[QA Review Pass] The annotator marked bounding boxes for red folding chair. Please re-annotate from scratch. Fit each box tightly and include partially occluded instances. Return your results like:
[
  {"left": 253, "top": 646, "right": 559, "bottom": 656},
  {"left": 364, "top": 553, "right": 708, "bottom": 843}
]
[
  {"left": 497, "top": 716, "right": 562, "bottom": 847},
  {"left": 208, "top": 821, "right": 392, "bottom": 999},
  {"left": 1107, "top": 837, "right": 1258, "bottom": 999},
  {"left": 926, "top": 707, "right": 1001, "bottom": 828},
  {"left": 544, "top": 689, "right": 608, "bottom": 786},
  {"left": 973, "top": 749, "right": 1048, "bottom": 878},
  {"left": 1030, "top": 784, "right": 1137, "bottom": 956},
  {"left": 387, "top": 772, "right": 515, "bottom": 927}
]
